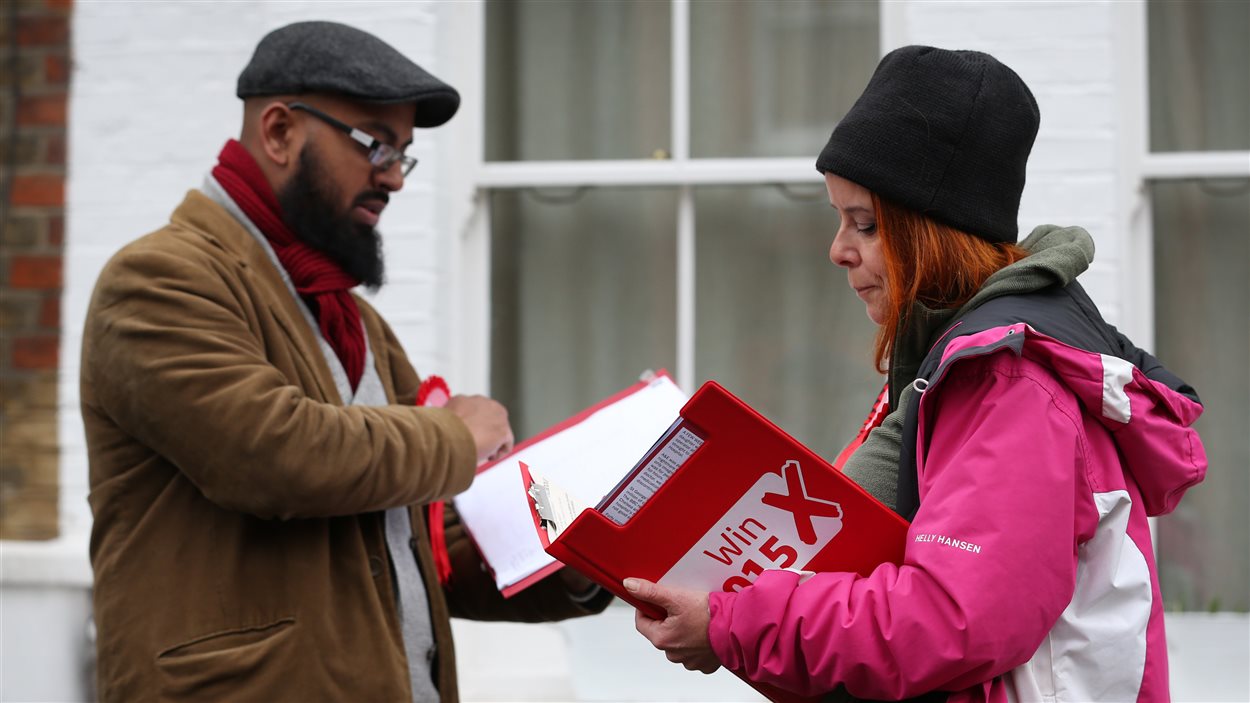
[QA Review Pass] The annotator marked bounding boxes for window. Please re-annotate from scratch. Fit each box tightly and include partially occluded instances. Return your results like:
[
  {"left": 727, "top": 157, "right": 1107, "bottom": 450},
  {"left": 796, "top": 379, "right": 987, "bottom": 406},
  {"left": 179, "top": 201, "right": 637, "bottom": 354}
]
[
  {"left": 484, "top": 0, "right": 882, "bottom": 456},
  {"left": 489, "top": 187, "right": 679, "bottom": 434},
  {"left": 1147, "top": 0, "right": 1249, "bottom": 613},
  {"left": 481, "top": 6, "right": 880, "bottom": 696}
]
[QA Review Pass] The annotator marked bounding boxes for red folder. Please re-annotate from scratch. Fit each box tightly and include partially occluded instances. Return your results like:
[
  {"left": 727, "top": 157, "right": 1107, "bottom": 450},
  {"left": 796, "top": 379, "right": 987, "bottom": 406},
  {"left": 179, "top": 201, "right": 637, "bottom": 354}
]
[{"left": 522, "top": 380, "right": 910, "bottom": 703}]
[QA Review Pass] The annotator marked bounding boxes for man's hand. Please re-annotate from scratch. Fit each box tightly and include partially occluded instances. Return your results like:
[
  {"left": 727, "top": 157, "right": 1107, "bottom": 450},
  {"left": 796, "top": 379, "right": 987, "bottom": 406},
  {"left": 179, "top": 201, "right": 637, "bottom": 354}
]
[
  {"left": 626, "top": 577, "right": 721, "bottom": 674},
  {"left": 444, "top": 394, "right": 514, "bottom": 463},
  {"left": 558, "top": 567, "right": 596, "bottom": 595}
]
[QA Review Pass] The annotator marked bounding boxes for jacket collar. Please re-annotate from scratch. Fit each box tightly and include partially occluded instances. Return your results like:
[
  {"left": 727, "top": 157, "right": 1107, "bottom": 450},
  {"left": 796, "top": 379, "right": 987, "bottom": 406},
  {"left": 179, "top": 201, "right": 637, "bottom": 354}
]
[
  {"left": 886, "top": 225, "right": 1098, "bottom": 409},
  {"left": 169, "top": 187, "right": 346, "bottom": 404},
  {"left": 888, "top": 303, "right": 958, "bottom": 410}
]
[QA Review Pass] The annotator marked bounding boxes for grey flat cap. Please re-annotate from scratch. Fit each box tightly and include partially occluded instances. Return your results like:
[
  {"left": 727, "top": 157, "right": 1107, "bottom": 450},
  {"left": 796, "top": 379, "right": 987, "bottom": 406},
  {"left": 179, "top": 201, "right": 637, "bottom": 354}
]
[{"left": 237, "top": 21, "right": 460, "bottom": 128}]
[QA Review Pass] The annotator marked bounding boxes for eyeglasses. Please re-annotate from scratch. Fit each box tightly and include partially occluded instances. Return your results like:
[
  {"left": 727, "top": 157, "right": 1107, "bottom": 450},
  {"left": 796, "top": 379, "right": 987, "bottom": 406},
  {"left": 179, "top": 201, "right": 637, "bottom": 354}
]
[{"left": 288, "top": 102, "right": 418, "bottom": 176}]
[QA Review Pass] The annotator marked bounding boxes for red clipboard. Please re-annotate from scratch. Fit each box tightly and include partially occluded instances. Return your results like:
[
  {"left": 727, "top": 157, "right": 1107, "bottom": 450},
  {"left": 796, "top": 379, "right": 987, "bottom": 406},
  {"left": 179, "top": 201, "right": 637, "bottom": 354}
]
[{"left": 522, "top": 380, "right": 910, "bottom": 703}]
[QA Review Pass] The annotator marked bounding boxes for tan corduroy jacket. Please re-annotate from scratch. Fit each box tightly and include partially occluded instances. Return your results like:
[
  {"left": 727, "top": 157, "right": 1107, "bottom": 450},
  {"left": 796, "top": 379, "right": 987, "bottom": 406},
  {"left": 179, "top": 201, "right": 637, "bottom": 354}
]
[{"left": 82, "top": 190, "right": 609, "bottom": 702}]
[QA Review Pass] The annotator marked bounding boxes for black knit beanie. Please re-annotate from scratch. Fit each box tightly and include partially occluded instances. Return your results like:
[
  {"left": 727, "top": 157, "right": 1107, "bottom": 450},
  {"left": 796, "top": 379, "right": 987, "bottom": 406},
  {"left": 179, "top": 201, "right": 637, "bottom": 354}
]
[{"left": 816, "top": 46, "right": 1040, "bottom": 244}]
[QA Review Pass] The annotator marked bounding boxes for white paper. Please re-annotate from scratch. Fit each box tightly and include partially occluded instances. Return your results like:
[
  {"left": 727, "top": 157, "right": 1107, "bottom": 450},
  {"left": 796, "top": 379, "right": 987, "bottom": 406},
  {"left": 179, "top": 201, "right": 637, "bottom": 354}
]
[
  {"left": 453, "top": 375, "right": 689, "bottom": 592},
  {"left": 527, "top": 467, "right": 587, "bottom": 542},
  {"left": 600, "top": 425, "right": 704, "bottom": 525}
]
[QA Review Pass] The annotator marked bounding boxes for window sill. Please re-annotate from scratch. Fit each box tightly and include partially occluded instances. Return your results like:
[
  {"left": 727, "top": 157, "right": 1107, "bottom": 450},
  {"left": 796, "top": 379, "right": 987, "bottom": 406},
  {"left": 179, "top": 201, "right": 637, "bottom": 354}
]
[{"left": 0, "top": 528, "right": 92, "bottom": 588}]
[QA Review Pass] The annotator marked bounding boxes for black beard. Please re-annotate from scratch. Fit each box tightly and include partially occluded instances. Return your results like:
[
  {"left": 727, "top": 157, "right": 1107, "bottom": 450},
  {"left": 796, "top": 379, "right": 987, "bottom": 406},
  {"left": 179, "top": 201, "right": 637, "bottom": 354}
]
[{"left": 276, "top": 146, "right": 386, "bottom": 290}]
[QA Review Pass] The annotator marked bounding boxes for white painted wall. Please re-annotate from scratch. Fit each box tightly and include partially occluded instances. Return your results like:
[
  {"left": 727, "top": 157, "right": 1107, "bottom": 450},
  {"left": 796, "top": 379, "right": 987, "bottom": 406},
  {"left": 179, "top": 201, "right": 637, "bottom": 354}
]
[{"left": 1, "top": 1, "right": 1244, "bottom": 701}]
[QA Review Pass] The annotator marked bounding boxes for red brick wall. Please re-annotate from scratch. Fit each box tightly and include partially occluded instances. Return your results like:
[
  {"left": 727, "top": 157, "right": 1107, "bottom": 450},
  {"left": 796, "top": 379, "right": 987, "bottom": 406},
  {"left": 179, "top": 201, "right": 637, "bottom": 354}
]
[{"left": 1, "top": 0, "right": 72, "bottom": 540}]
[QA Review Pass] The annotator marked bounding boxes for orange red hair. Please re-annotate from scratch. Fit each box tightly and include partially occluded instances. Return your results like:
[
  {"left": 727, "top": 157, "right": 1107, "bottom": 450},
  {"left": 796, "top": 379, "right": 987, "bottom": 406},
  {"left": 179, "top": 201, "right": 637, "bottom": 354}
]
[{"left": 871, "top": 193, "right": 1030, "bottom": 373}]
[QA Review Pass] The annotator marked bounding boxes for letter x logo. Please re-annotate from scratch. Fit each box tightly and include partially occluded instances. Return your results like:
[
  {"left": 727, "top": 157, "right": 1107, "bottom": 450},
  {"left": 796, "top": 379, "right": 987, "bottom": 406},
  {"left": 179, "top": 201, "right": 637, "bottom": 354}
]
[{"left": 761, "top": 460, "right": 843, "bottom": 545}]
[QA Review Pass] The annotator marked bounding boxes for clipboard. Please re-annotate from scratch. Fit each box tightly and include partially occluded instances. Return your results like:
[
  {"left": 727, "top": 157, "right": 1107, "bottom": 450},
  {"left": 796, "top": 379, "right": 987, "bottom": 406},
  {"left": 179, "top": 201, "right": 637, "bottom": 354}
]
[
  {"left": 453, "top": 371, "right": 690, "bottom": 596},
  {"left": 522, "top": 381, "right": 909, "bottom": 702},
  {"left": 525, "top": 379, "right": 908, "bottom": 613}
]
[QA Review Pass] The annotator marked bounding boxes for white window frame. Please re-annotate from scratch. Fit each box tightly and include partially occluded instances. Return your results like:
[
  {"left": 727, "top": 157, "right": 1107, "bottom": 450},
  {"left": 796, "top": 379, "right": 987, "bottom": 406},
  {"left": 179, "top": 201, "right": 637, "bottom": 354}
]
[
  {"left": 1114, "top": 10, "right": 1250, "bottom": 687},
  {"left": 454, "top": 0, "right": 892, "bottom": 396},
  {"left": 1114, "top": 1, "right": 1250, "bottom": 352}
]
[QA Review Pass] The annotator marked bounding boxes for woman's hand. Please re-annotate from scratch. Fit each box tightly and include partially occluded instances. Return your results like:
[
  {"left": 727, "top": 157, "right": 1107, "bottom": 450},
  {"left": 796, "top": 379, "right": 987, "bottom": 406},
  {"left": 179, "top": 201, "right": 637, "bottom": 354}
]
[{"left": 625, "top": 577, "right": 722, "bottom": 674}]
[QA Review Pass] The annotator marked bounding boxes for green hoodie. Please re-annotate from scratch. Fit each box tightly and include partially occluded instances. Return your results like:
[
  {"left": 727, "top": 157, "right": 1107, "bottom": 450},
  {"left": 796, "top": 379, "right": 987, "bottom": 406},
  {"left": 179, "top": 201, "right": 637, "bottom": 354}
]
[{"left": 839, "top": 225, "right": 1097, "bottom": 510}]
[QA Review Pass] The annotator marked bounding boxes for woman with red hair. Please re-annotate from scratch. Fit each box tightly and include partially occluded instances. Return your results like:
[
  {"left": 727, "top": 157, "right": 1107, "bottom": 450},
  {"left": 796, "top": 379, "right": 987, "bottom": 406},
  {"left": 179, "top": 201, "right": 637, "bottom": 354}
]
[{"left": 629, "top": 46, "right": 1206, "bottom": 702}]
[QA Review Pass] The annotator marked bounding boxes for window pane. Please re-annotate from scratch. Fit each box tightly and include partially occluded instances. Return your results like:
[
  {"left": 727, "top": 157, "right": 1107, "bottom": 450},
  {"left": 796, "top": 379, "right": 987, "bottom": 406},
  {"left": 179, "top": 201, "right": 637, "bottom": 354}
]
[
  {"left": 694, "top": 185, "right": 883, "bottom": 460},
  {"left": 1153, "top": 179, "right": 1250, "bottom": 612},
  {"left": 485, "top": 1, "right": 671, "bottom": 161},
  {"left": 490, "top": 188, "right": 678, "bottom": 440},
  {"left": 690, "top": 0, "right": 878, "bottom": 158},
  {"left": 1148, "top": 0, "right": 1250, "bottom": 151}
]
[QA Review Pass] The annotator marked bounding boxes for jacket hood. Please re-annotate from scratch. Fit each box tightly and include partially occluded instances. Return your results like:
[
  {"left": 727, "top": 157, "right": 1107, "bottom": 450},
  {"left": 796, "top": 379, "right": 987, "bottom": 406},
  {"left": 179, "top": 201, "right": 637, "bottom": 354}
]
[
  {"left": 982, "top": 225, "right": 1204, "bottom": 514},
  {"left": 940, "top": 322, "right": 1206, "bottom": 517},
  {"left": 963, "top": 224, "right": 1094, "bottom": 313},
  {"left": 888, "top": 225, "right": 1097, "bottom": 407}
]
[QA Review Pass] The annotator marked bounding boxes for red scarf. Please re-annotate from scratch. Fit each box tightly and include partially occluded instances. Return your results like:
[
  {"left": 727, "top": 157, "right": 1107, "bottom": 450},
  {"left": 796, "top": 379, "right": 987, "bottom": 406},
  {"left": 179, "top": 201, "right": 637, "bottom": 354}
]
[{"left": 213, "top": 140, "right": 365, "bottom": 390}]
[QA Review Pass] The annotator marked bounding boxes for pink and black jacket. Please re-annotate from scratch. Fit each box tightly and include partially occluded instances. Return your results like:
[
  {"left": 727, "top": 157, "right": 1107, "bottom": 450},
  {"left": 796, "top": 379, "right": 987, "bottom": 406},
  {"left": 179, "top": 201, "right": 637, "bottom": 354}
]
[{"left": 707, "top": 275, "right": 1206, "bottom": 702}]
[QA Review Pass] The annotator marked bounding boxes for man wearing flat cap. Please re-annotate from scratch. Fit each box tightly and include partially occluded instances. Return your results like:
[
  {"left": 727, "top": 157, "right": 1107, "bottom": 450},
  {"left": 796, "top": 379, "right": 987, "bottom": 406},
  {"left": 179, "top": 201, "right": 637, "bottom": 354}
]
[{"left": 82, "top": 21, "right": 609, "bottom": 702}]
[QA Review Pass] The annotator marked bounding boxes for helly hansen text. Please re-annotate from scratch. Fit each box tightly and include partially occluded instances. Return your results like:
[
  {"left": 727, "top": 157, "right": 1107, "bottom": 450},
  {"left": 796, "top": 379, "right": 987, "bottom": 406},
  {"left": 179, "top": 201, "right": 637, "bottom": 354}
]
[{"left": 914, "top": 533, "right": 982, "bottom": 553}]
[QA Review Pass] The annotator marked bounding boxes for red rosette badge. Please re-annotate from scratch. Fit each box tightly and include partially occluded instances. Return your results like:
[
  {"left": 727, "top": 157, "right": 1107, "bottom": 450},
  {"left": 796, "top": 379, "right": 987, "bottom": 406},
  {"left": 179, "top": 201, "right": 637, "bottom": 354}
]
[{"left": 416, "top": 375, "right": 453, "bottom": 586}]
